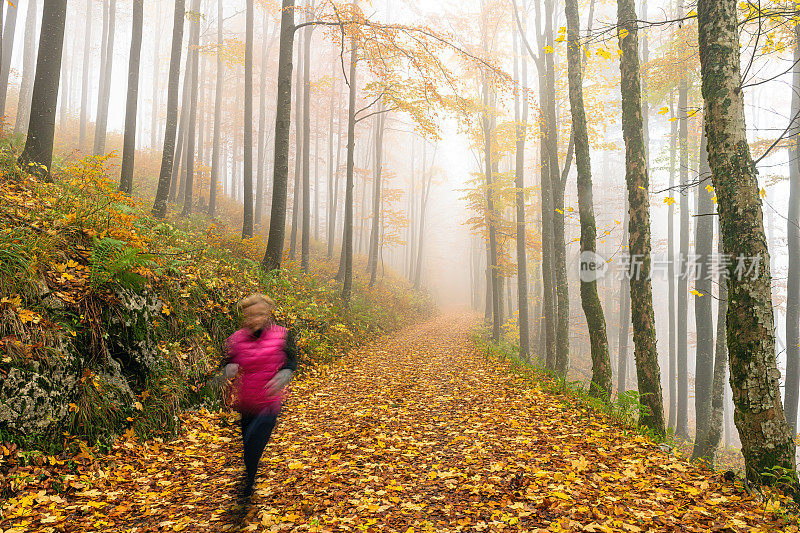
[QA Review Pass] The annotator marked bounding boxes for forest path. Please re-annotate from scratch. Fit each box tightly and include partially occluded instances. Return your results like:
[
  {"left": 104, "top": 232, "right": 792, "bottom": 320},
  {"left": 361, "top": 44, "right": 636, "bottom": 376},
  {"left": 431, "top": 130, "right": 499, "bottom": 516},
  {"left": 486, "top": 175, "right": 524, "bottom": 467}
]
[{"left": 2, "top": 314, "right": 792, "bottom": 532}]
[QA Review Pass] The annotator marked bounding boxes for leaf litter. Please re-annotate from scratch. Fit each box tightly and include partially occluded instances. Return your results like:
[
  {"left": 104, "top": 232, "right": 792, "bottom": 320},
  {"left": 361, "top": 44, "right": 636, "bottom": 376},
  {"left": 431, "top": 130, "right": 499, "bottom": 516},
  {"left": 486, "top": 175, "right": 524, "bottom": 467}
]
[{"left": 2, "top": 314, "right": 797, "bottom": 532}]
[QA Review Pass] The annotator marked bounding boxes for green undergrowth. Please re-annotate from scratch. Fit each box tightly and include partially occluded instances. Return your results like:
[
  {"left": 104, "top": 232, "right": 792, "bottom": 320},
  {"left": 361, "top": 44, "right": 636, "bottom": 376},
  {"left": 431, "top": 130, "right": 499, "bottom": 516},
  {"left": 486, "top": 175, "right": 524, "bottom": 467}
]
[
  {"left": 469, "top": 327, "right": 676, "bottom": 447},
  {"left": 0, "top": 146, "right": 435, "bottom": 455}
]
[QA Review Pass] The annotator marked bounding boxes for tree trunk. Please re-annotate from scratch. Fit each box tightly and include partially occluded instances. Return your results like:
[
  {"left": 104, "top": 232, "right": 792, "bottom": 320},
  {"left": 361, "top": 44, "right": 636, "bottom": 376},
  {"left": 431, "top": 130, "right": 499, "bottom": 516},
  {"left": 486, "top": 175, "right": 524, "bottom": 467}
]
[
  {"left": 181, "top": 0, "right": 201, "bottom": 217},
  {"left": 255, "top": 7, "right": 270, "bottom": 227},
  {"left": 93, "top": 0, "right": 116, "bottom": 156},
  {"left": 171, "top": 34, "right": 194, "bottom": 202},
  {"left": 289, "top": 32, "right": 303, "bottom": 259},
  {"left": 242, "top": 0, "right": 255, "bottom": 237},
  {"left": 482, "top": 79, "right": 501, "bottom": 341},
  {"left": 326, "top": 72, "right": 337, "bottom": 258},
  {"left": 78, "top": 0, "right": 91, "bottom": 147},
  {"left": 120, "top": 0, "right": 144, "bottom": 194},
  {"left": 784, "top": 24, "right": 800, "bottom": 434},
  {"left": 565, "top": 0, "right": 611, "bottom": 397},
  {"left": 617, "top": 204, "right": 631, "bottom": 393},
  {"left": 341, "top": 7, "right": 358, "bottom": 303},
  {"left": 691, "top": 133, "right": 716, "bottom": 462},
  {"left": 676, "top": 71, "right": 690, "bottom": 440},
  {"left": 301, "top": 17, "right": 314, "bottom": 270},
  {"left": 209, "top": 0, "right": 223, "bottom": 218},
  {"left": 617, "top": 0, "right": 665, "bottom": 434},
  {"left": 414, "top": 143, "right": 434, "bottom": 291},
  {"left": 328, "top": 81, "right": 343, "bottom": 259},
  {"left": 697, "top": 0, "right": 796, "bottom": 485},
  {"left": 512, "top": 25, "right": 531, "bottom": 360},
  {"left": 667, "top": 93, "right": 677, "bottom": 430},
  {"left": 368, "top": 105, "right": 385, "bottom": 287},
  {"left": 0, "top": 1, "right": 18, "bottom": 124},
  {"left": 262, "top": 0, "right": 296, "bottom": 270},
  {"left": 15, "top": 0, "right": 39, "bottom": 134},
  {"left": 151, "top": 6, "right": 161, "bottom": 150},
  {"left": 17, "top": 0, "right": 66, "bottom": 180},
  {"left": 152, "top": 0, "right": 186, "bottom": 219}
]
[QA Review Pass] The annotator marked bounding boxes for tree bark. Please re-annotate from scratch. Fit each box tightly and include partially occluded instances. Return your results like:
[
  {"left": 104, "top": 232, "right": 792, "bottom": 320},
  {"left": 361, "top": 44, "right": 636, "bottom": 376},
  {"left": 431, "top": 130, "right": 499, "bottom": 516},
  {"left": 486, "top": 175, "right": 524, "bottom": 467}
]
[
  {"left": 698, "top": 0, "right": 796, "bottom": 484},
  {"left": 512, "top": 24, "right": 530, "bottom": 361},
  {"left": 564, "top": 0, "right": 611, "bottom": 396},
  {"left": 262, "top": 0, "right": 296, "bottom": 270},
  {"left": 617, "top": 202, "right": 631, "bottom": 393},
  {"left": 617, "top": 0, "right": 665, "bottom": 434},
  {"left": 0, "top": 1, "right": 18, "bottom": 124},
  {"left": 301, "top": 11, "right": 315, "bottom": 270},
  {"left": 784, "top": 23, "right": 800, "bottom": 434},
  {"left": 152, "top": 0, "right": 186, "bottom": 219},
  {"left": 255, "top": 7, "right": 270, "bottom": 227},
  {"left": 676, "top": 67, "right": 690, "bottom": 440},
  {"left": 93, "top": 0, "right": 116, "bottom": 156},
  {"left": 78, "top": 0, "right": 91, "bottom": 147},
  {"left": 15, "top": 0, "right": 39, "bottom": 134},
  {"left": 18, "top": 0, "right": 66, "bottom": 180},
  {"left": 151, "top": 6, "right": 161, "bottom": 150},
  {"left": 667, "top": 93, "right": 677, "bottom": 430},
  {"left": 341, "top": 4, "right": 358, "bottom": 303},
  {"left": 120, "top": 0, "right": 144, "bottom": 194},
  {"left": 289, "top": 31, "right": 303, "bottom": 259},
  {"left": 242, "top": 0, "right": 255, "bottom": 237},
  {"left": 482, "top": 78, "right": 502, "bottom": 341},
  {"left": 368, "top": 104, "right": 385, "bottom": 286},
  {"left": 691, "top": 133, "right": 716, "bottom": 463},
  {"left": 209, "top": 0, "right": 223, "bottom": 218},
  {"left": 181, "top": 0, "right": 201, "bottom": 217}
]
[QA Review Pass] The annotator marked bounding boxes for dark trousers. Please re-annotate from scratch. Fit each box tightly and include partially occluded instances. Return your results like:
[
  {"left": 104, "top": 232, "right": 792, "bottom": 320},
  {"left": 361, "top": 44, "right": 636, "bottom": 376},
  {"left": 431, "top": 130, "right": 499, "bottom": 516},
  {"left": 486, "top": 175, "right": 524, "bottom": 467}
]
[{"left": 239, "top": 409, "right": 279, "bottom": 499}]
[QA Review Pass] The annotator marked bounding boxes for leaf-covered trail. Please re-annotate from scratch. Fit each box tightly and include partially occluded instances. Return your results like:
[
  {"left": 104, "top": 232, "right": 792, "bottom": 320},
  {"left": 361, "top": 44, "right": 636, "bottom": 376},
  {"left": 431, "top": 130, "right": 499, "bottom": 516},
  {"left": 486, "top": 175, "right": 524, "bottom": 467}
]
[{"left": 2, "top": 314, "right": 795, "bottom": 532}]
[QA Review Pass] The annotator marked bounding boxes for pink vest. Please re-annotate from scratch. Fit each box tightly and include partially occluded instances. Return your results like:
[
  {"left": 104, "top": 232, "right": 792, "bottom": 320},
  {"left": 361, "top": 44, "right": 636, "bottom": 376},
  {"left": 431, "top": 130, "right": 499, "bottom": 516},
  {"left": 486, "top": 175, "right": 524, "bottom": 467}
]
[{"left": 227, "top": 325, "right": 288, "bottom": 414}]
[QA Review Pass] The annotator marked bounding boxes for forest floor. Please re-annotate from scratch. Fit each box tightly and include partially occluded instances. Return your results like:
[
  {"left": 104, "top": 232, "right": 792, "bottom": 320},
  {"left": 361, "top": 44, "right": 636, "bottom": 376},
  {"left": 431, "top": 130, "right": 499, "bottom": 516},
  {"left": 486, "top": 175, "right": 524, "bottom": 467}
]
[{"left": 2, "top": 313, "right": 798, "bottom": 533}]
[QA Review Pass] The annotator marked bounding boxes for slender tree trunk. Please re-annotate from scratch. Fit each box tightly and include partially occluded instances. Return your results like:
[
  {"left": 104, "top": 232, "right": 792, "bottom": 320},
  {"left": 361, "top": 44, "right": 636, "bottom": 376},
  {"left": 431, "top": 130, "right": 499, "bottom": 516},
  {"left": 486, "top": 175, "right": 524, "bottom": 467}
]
[
  {"left": 617, "top": 0, "right": 665, "bottom": 434},
  {"left": 565, "top": 0, "right": 610, "bottom": 396},
  {"left": 341, "top": 4, "right": 358, "bottom": 303},
  {"left": 414, "top": 143, "right": 433, "bottom": 291},
  {"left": 120, "top": 0, "right": 144, "bottom": 194},
  {"left": 242, "top": 0, "right": 255, "bottom": 237},
  {"left": 667, "top": 93, "right": 677, "bottom": 430},
  {"left": 617, "top": 204, "right": 631, "bottom": 393},
  {"left": 326, "top": 71, "right": 337, "bottom": 258},
  {"left": 181, "top": 0, "right": 201, "bottom": 217},
  {"left": 328, "top": 82, "right": 343, "bottom": 259},
  {"left": 676, "top": 69, "right": 690, "bottom": 439},
  {"left": 78, "top": 0, "right": 91, "bottom": 146},
  {"left": 152, "top": 0, "right": 186, "bottom": 219},
  {"left": 301, "top": 17, "right": 315, "bottom": 270},
  {"left": 263, "top": 0, "right": 296, "bottom": 270},
  {"left": 482, "top": 79, "right": 501, "bottom": 341},
  {"left": 255, "top": 7, "right": 269, "bottom": 227},
  {"left": 691, "top": 133, "right": 716, "bottom": 462},
  {"left": 368, "top": 105, "right": 385, "bottom": 286},
  {"left": 18, "top": 0, "right": 66, "bottom": 180},
  {"left": 784, "top": 24, "right": 800, "bottom": 434},
  {"left": 15, "top": 0, "right": 39, "bottom": 134},
  {"left": 698, "top": 0, "right": 796, "bottom": 485},
  {"left": 171, "top": 35, "right": 194, "bottom": 202},
  {"left": 0, "top": 1, "right": 18, "bottom": 124},
  {"left": 289, "top": 32, "right": 303, "bottom": 259},
  {"left": 209, "top": 0, "right": 223, "bottom": 218},
  {"left": 93, "top": 0, "right": 116, "bottom": 156},
  {"left": 151, "top": 6, "right": 161, "bottom": 150},
  {"left": 512, "top": 26, "right": 531, "bottom": 360}
]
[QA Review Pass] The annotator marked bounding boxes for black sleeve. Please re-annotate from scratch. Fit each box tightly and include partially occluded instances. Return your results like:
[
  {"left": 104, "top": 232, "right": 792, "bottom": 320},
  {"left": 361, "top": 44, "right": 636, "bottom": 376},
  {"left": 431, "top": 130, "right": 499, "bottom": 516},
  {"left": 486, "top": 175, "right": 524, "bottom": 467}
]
[{"left": 282, "top": 331, "right": 299, "bottom": 372}]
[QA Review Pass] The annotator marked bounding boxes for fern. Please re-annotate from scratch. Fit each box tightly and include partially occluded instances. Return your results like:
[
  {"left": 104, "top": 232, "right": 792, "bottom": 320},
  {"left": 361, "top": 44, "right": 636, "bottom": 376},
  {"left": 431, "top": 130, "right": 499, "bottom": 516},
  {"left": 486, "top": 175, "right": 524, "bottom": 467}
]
[{"left": 89, "top": 237, "right": 153, "bottom": 290}]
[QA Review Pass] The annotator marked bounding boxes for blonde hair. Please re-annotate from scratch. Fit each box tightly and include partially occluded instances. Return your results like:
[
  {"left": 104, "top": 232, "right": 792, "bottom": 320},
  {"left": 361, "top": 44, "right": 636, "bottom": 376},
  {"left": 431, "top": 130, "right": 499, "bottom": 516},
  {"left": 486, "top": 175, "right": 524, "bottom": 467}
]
[{"left": 237, "top": 293, "right": 275, "bottom": 314}]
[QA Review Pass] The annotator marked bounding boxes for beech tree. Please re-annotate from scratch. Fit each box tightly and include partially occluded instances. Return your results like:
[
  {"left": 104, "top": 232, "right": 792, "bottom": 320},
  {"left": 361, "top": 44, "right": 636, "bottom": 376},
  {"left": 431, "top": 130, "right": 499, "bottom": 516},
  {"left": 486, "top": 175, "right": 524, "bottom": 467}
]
[
  {"left": 617, "top": 0, "right": 665, "bottom": 435},
  {"left": 93, "top": 0, "right": 116, "bottom": 156},
  {"left": 120, "top": 0, "right": 144, "bottom": 194},
  {"left": 18, "top": 0, "right": 67, "bottom": 180},
  {"left": 152, "top": 0, "right": 186, "bottom": 219},
  {"left": 15, "top": 0, "right": 38, "bottom": 134},
  {"left": 697, "top": 0, "right": 796, "bottom": 484}
]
